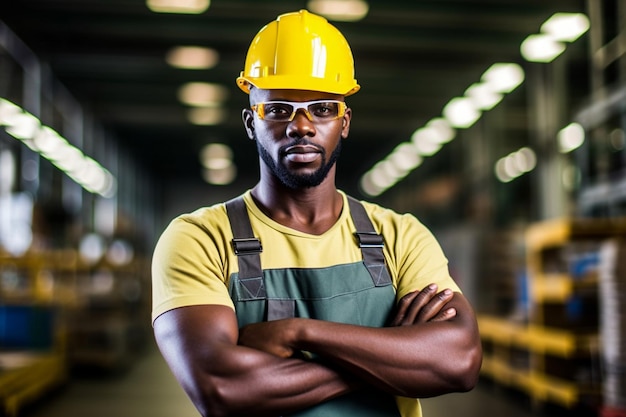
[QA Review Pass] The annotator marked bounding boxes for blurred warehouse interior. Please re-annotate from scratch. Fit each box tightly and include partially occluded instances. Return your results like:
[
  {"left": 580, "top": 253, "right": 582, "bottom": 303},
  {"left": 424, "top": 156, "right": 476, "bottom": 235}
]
[{"left": 0, "top": 0, "right": 626, "bottom": 416}]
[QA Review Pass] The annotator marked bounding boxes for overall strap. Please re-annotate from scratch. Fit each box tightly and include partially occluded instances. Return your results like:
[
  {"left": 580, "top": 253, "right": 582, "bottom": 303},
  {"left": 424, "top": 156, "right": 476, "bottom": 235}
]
[
  {"left": 225, "top": 196, "right": 266, "bottom": 300},
  {"left": 347, "top": 196, "right": 393, "bottom": 286}
]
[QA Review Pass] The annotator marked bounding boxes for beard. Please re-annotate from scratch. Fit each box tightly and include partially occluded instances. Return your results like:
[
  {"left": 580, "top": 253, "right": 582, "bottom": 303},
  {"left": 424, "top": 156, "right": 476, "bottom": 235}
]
[{"left": 255, "top": 134, "right": 342, "bottom": 189}]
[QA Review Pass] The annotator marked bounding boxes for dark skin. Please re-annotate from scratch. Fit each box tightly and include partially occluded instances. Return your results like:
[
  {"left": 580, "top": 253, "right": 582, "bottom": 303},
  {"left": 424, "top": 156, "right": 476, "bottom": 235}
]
[{"left": 153, "top": 88, "right": 482, "bottom": 417}]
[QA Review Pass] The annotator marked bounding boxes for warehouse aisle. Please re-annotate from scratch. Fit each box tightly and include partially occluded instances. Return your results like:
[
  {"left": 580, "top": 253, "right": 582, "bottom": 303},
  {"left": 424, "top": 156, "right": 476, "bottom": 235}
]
[
  {"left": 21, "top": 340, "right": 552, "bottom": 417},
  {"left": 23, "top": 343, "right": 199, "bottom": 417}
]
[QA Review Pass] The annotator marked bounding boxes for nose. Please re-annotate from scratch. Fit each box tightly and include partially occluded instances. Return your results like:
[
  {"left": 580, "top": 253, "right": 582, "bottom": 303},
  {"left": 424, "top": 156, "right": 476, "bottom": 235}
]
[{"left": 287, "top": 110, "right": 316, "bottom": 138}]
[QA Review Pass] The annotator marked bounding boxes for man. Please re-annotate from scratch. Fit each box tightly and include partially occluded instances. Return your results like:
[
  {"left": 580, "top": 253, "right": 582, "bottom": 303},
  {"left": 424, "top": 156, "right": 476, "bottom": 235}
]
[{"left": 152, "top": 9, "right": 481, "bottom": 417}]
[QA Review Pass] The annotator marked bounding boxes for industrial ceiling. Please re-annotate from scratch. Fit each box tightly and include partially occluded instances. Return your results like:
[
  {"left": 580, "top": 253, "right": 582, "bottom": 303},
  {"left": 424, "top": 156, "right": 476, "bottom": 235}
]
[{"left": 0, "top": 0, "right": 588, "bottom": 198}]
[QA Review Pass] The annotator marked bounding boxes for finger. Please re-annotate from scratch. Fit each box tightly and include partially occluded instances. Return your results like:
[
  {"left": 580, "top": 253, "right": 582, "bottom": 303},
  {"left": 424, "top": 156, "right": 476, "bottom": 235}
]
[
  {"left": 389, "top": 290, "right": 420, "bottom": 326},
  {"left": 429, "top": 307, "right": 457, "bottom": 322},
  {"left": 396, "top": 284, "right": 439, "bottom": 326},
  {"left": 414, "top": 289, "right": 455, "bottom": 323}
]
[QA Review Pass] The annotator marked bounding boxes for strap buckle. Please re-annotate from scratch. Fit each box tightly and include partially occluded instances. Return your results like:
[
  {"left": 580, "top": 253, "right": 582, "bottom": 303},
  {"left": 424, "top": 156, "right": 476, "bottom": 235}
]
[
  {"left": 354, "top": 232, "right": 384, "bottom": 248},
  {"left": 232, "top": 237, "right": 263, "bottom": 255}
]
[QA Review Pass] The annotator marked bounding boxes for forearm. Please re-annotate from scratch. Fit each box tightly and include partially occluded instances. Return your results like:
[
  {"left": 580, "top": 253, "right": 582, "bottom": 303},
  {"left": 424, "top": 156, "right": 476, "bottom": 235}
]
[
  {"left": 154, "top": 306, "right": 357, "bottom": 417},
  {"left": 293, "top": 295, "right": 482, "bottom": 398},
  {"left": 191, "top": 344, "right": 356, "bottom": 416}
]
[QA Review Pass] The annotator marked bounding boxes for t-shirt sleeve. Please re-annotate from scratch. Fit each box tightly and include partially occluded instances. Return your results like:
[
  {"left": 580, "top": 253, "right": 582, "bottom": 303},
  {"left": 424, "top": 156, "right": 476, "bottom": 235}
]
[
  {"left": 393, "top": 213, "right": 461, "bottom": 299},
  {"left": 151, "top": 213, "right": 235, "bottom": 325}
]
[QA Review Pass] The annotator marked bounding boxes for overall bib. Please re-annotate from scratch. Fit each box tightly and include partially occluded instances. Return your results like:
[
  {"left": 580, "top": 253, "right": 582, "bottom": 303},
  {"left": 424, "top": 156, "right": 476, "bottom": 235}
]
[{"left": 226, "top": 196, "right": 402, "bottom": 417}]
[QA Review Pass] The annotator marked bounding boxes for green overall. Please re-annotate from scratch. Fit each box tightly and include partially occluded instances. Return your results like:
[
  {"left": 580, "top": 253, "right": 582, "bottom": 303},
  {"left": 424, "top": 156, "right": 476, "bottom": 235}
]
[{"left": 226, "top": 196, "right": 402, "bottom": 417}]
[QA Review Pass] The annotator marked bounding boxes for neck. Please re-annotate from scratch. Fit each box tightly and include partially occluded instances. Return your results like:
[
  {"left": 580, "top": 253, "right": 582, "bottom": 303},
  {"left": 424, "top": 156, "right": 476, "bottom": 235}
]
[{"left": 251, "top": 169, "right": 343, "bottom": 235}]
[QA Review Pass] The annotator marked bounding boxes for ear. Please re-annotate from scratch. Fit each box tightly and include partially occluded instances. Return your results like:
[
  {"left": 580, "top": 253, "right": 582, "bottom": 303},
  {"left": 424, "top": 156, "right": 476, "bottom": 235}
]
[
  {"left": 242, "top": 108, "right": 255, "bottom": 140},
  {"left": 340, "top": 107, "right": 352, "bottom": 139}
]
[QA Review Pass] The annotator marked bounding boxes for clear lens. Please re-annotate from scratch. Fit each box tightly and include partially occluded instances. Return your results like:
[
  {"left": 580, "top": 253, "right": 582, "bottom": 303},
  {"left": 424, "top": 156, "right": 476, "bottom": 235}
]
[{"left": 252, "top": 100, "right": 345, "bottom": 122}]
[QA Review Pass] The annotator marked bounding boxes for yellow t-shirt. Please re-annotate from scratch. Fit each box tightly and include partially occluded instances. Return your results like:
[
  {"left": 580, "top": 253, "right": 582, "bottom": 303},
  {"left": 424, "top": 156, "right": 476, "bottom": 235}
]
[{"left": 151, "top": 190, "right": 460, "bottom": 417}]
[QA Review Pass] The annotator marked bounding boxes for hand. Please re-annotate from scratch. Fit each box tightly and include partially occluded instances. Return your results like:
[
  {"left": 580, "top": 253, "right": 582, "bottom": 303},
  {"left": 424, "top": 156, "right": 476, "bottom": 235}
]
[
  {"left": 389, "top": 283, "right": 456, "bottom": 327},
  {"left": 238, "top": 319, "right": 297, "bottom": 358}
]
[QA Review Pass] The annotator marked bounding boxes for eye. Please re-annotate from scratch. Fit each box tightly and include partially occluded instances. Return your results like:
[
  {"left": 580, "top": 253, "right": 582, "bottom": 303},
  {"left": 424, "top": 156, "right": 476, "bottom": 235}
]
[
  {"left": 264, "top": 103, "right": 292, "bottom": 118},
  {"left": 310, "top": 102, "right": 338, "bottom": 118}
]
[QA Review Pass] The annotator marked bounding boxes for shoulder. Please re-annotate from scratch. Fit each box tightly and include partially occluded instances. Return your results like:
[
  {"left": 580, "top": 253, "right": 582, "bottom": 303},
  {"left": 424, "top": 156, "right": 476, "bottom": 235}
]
[
  {"left": 347, "top": 194, "right": 424, "bottom": 232},
  {"left": 154, "top": 197, "right": 239, "bottom": 256}
]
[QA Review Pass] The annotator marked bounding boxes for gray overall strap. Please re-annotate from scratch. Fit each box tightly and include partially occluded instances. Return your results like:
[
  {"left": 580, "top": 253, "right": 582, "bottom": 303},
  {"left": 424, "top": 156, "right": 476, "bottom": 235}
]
[
  {"left": 225, "top": 196, "right": 266, "bottom": 300},
  {"left": 226, "top": 196, "right": 294, "bottom": 320},
  {"left": 347, "top": 196, "right": 393, "bottom": 286}
]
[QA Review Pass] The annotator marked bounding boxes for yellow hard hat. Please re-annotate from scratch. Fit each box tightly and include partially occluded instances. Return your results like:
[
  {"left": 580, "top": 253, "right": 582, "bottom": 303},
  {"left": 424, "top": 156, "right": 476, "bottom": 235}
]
[{"left": 236, "top": 10, "right": 360, "bottom": 96}]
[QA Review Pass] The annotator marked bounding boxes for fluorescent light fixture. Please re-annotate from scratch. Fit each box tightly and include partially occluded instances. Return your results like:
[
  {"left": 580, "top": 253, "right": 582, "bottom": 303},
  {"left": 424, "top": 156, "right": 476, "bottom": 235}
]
[
  {"left": 521, "top": 34, "right": 566, "bottom": 63},
  {"left": 425, "top": 118, "right": 455, "bottom": 144},
  {"left": 370, "top": 163, "right": 394, "bottom": 189},
  {"left": 203, "top": 165, "right": 236, "bottom": 185},
  {"left": 514, "top": 147, "right": 537, "bottom": 173},
  {"left": 411, "top": 128, "right": 443, "bottom": 156},
  {"left": 5, "top": 112, "right": 40, "bottom": 140},
  {"left": 307, "top": 0, "right": 369, "bottom": 21},
  {"left": 541, "top": 13, "right": 590, "bottom": 42},
  {"left": 360, "top": 172, "right": 384, "bottom": 197},
  {"left": 558, "top": 122, "right": 585, "bottom": 153},
  {"left": 33, "top": 126, "right": 67, "bottom": 157},
  {"left": 378, "top": 159, "right": 406, "bottom": 181},
  {"left": 1, "top": 97, "right": 117, "bottom": 197},
  {"left": 388, "top": 143, "right": 423, "bottom": 171},
  {"left": 147, "top": 0, "right": 209, "bottom": 14},
  {"left": 481, "top": 63, "right": 525, "bottom": 94},
  {"left": 187, "top": 107, "right": 226, "bottom": 125},
  {"left": 442, "top": 97, "right": 480, "bottom": 129},
  {"left": 178, "top": 82, "right": 228, "bottom": 107},
  {"left": 166, "top": 46, "right": 219, "bottom": 69},
  {"left": 200, "top": 143, "right": 233, "bottom": 169},
  {"left": 494, "top": 147, "right": 536, "bottom": 183},
  {"left": 465, "top": 82, "right": 503, "bottom": 111},
  {"left": 0, "top": 98, "right": 22, "bottom": 126}
]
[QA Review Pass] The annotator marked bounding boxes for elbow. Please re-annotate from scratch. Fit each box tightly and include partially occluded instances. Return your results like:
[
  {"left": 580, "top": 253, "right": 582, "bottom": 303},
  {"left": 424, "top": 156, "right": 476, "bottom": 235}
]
[
  {"left": 451, "top": 342, "right": 482, "bottom": 392},
  {"left": 187, "top": 377, "right": 239, "bottom": 417}
]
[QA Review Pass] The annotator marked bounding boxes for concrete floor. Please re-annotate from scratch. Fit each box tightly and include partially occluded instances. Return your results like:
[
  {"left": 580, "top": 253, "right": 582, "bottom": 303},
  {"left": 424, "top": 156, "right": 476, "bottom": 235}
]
[{"left": 20, "top": 342, "right": 585, "bottom": 417}]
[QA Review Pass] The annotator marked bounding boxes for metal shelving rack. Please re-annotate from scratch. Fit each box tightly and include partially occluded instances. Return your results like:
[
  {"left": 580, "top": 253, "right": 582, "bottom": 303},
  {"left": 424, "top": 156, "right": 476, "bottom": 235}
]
[{"left": 480, "top": 217, "right": 626, "bottom": 413}]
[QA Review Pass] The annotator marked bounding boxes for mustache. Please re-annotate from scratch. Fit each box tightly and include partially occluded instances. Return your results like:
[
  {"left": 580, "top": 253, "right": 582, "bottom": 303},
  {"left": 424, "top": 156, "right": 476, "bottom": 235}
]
[{"left": 278, "top": 138, "right": 325, "bottom": 156}]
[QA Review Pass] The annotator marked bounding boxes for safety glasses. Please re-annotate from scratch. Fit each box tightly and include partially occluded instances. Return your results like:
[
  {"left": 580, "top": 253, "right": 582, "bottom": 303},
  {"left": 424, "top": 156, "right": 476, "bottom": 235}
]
[{"left": 251, "top": 100, "right": 346, "bottom": 122}]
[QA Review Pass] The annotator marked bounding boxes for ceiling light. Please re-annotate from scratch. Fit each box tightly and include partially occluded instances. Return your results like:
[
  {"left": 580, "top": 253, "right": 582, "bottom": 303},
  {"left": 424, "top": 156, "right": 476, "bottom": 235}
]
[
  {"left": 166, "top": 46, "right": 219, "bottom": 69},
  {"left": 465, "top": 83, "right": 503, "bottom": 111},
  {"left": 378, "top": 159, "right": 406, "bottom": 181},
  {"left": 521, "top": 34, "right": 566, "bottom": 63},
  {"left": 200, "top": 143, "right": 232, "bottom": 169},
  {"left": 369, "top": 164, "right": 394, "bottom": 189},
  {"left": 187, "top": 107, "right": 225, "bottom": 125},
  {"left": 481, "top": 63, "right": 525, "bottom": 94},
  {"left": 0, "top": 98, "right": 22, "bottom": 126},
  {"left": 541, "top": 13, "right": 590, "bottom": 42},
  {"left": 307, "top": 0, "right": 369, "bottom": 21},
  {"left": 389, "top": 143, "right": 423, "bottom": 171},
  {"left": 513, "top": 147, "right": 537, "bottom": 173},
  {"left": 178, "top": 82, "right": 228, "bottom": 107},
  {"left": 203, "top": 165, "right": 236, "bottom": 185},
  {"left": 33, "top": 126, "right": 67, "bottom": 157},
  {"left": 146, "top": 0, "right": 209, "bottom": 14},
  {"left": 360, "top": 172, "right": 384, "bottom": 197},
  {"left": 558, "top": 122, "right": 585, "bottom": 153},
  {"left": 494, "top": 147, "right": 536, "bottom": 183},
  {"left": 4, "top": 112, "right": 40, "bottom": 140},
  {"left": 411, "top": 128, "right": 443, "bottom": 156},
  {"left": 425, "top": 118, "right": 456, "bottom": 144},
  {"left": 442, "top": 97, "right": 480, "bottom": 129}
]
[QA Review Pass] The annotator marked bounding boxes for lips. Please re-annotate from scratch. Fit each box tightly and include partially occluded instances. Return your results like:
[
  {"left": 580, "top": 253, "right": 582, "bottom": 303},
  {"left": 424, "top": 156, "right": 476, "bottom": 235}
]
[{"left": 283, "top": 144, "right": 322, "bottom": 163}]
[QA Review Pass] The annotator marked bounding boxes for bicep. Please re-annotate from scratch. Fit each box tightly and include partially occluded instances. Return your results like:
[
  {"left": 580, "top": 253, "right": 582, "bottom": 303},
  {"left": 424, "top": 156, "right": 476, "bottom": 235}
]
[{"left": 154, "top": 305, "right": 239, "bottom": 387}]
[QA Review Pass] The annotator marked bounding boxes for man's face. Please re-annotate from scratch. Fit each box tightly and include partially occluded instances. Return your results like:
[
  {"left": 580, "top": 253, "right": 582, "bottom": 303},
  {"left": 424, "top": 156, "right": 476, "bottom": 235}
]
[{"left": 243, "top": 88, "right": 351, "bottom": 189}]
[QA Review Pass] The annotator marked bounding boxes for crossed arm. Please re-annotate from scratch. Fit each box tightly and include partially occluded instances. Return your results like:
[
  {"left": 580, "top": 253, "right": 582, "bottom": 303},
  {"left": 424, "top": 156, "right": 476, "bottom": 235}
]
[{"left": 153, "top": 284, "right": 482, "bottom": 417}]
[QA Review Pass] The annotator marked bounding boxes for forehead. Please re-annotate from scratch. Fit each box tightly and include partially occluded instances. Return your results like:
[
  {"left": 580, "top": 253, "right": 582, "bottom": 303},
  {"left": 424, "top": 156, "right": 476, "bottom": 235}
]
[{"left": 250, "top": 88, "right": 343, "bottom": 103}]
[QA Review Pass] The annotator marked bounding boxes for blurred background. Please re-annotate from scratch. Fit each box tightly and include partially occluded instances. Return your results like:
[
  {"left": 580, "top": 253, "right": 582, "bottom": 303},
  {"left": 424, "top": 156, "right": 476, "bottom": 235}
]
[{"left": 0, "top": 0, "right": 625, "bottom": 416}]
